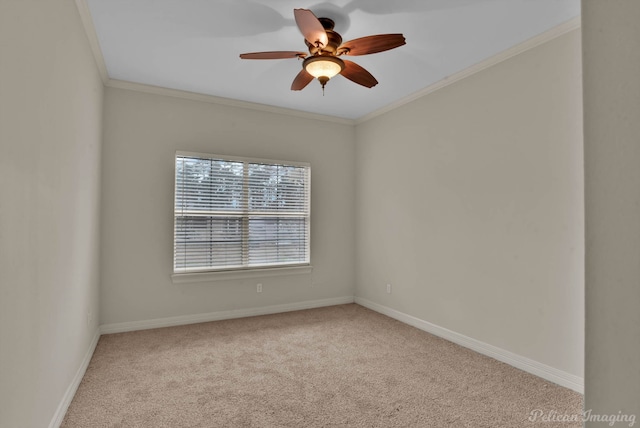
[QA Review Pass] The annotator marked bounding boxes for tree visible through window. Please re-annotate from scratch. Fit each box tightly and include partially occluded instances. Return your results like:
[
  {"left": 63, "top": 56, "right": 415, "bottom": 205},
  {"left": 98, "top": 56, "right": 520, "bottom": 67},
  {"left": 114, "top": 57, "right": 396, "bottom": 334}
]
[{"left": 174, "top": 152, "right": 310, "bottom": 273}]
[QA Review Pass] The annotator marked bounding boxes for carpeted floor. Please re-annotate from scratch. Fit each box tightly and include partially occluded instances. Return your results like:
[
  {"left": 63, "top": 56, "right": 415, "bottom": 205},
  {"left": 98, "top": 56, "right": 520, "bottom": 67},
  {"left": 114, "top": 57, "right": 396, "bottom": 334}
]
[{"left": 62, "top": 304, "right": 582, "bottom": 427}]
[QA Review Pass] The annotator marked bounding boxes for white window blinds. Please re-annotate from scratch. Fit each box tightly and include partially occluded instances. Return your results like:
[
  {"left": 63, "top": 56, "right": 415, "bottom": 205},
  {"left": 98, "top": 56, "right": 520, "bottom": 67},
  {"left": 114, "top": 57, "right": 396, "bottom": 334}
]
[{"left": 174, "top": 152, "right": 311, "bottom": 273}]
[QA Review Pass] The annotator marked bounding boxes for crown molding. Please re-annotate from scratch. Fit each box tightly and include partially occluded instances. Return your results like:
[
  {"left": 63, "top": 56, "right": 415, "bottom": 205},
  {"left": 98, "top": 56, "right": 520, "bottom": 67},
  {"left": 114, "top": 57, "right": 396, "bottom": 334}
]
[
  {"left": 73, "top": 0, "right": 352, "bottom": 125},
  {"left": 75, "top": 0, "right": 109, "bottom": 84},
  {"left": 356, "top": 15, "right": 582, "bottom": 125},
  {"left": 74, "top": 1, "right": 579, "bottom": 126},
  {"left": 105, "top": 79, "right": 356, "bottom": 126}
]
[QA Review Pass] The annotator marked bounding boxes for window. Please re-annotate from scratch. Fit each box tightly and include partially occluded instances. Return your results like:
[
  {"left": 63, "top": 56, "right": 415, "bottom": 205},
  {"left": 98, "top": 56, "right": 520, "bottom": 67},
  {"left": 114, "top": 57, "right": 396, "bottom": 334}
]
[{"left": 173, "top": 151, "right": 310, "bottom": 274}]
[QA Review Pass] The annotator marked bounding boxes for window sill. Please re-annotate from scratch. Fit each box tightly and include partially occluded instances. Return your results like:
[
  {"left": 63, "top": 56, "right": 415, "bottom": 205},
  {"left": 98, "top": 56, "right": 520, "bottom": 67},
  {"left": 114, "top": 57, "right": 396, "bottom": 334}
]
[{"left": 171, "top": 265, "right": 313, "bottom": 284}]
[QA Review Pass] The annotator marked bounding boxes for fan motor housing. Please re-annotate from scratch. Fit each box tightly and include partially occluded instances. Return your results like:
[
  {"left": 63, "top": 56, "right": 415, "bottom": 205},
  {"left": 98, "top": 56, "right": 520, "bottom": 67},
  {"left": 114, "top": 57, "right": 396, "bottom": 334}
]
[{"left": 305, "top": 18, "right": 343, "bottom": 55}]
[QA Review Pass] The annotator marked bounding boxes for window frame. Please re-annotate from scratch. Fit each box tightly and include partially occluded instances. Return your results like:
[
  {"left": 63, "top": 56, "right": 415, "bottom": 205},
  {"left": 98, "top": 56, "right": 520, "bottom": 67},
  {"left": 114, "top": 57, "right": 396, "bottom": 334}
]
[{"left": 172, "top": 151, "right": 312, "bottom": 282}]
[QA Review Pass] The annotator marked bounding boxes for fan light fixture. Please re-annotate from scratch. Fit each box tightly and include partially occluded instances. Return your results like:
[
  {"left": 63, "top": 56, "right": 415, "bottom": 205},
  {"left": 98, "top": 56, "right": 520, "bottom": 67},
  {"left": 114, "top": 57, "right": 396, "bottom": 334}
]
[
  {"left": 303, "top": 56, "right": 345, "bottom": 90},
  {"left": 239, "top": 8, "right": 406, "bottom": 93}
]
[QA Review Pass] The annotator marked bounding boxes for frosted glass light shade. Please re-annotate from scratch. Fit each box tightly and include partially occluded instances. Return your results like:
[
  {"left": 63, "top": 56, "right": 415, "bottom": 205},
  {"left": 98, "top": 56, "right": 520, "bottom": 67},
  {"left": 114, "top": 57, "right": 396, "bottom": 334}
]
[{"left": 303, "top": 56, "right": 345, "bottom": 79}]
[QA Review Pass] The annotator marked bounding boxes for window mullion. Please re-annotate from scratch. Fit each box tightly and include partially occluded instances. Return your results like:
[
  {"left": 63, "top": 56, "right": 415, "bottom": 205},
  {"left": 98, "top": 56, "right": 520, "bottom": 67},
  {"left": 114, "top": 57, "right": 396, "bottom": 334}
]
[{"left": 242, "top": 161, "right": 250, "bottom": 267}]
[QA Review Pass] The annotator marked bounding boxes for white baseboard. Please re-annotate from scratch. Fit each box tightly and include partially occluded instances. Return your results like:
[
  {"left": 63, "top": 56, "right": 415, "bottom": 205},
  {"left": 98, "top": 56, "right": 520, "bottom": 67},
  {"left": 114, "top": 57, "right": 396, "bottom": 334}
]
[
  {"left": 355, "top": 297, "right": 584, "bottom": 394},
  {"left": 100, "top": 296, "right": 355, "bottom": 334},
  {"left": 49, "top": 328, "right": 101, "bottom": 428}
]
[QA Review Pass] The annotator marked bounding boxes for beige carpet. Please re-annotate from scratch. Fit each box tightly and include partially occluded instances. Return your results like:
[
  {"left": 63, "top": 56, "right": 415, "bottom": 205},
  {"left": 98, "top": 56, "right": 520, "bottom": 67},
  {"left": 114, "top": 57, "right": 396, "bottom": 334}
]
[{"left": 62, "top": 304, "right": 582, "bottom": 427}]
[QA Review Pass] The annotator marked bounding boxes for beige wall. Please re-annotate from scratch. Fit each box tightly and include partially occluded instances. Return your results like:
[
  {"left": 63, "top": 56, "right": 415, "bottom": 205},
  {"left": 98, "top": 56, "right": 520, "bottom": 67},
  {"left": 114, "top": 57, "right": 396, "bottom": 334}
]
[
  {"left": 100, "top": 87, "right": 355, "bottom": 325},
  {"left": 0, "top": 3, "right": 590, "bottom": 424},
  {"left": 583, "top": 1, "right": 640, "bottom": 423},
  {"left": 0, "top": 1, "right": 103, "bottom": 427},
  {"left": 355, "top": 29, "right": 584, "bottom": 378}
]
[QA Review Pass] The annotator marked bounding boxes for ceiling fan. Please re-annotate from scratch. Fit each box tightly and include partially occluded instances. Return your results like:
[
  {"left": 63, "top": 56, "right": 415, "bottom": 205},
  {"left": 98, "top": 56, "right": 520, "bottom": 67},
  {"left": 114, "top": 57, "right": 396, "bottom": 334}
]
[{"left": 239, "top": 8, "right": 406, "bottom": 93}]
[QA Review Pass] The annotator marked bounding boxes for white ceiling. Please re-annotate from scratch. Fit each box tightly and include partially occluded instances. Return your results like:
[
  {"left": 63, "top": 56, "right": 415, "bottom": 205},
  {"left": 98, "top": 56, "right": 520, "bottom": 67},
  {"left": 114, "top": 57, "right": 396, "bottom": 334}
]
[{"left": 85, "top": 0, "right": 580, "bottom": 120}]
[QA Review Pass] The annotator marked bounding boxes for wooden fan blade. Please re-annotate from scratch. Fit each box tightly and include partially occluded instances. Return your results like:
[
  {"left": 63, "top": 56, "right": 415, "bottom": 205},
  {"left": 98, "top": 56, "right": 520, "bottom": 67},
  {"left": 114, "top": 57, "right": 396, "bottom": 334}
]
[
  {"left": 340, "top": 60, "right": 378, "bottom": 88},
  {"left": 294, "top": 8, "right": 328, "bottom": 48},
  {"left": 240, "top": 51, "right": 306, "bottom": 60},
  {"left": 291, "top": 69, "right": 314, "bottom": 91},
  {"left": 339, "top": 34, "right": 406, "bottom": 56}
]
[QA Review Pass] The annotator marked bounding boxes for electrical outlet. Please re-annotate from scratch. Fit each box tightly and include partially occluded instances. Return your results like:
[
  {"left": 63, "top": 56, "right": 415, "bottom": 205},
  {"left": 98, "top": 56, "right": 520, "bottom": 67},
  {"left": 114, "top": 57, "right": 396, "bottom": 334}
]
[
  {"left": 87, "top": 310, "right": 93, "bottom": 326},
  {"left": 257, "top": 283, "right": 263, "bottom": 293},
  {"left": 386, "top": 284, "right": 392, "bottom": 294}
]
